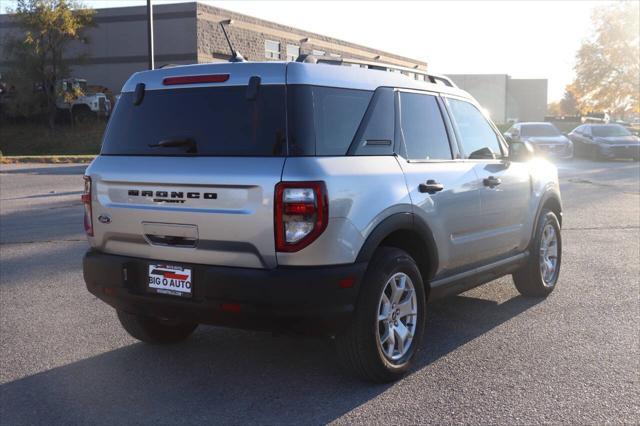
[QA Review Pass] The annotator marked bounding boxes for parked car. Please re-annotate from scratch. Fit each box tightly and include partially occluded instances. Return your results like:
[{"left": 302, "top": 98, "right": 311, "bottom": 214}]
[
  {"left": 82, "top": 60, "right": 563, "bottom": 383},
  {"left": 504, "top": 122, "right": 573, "bottom": 159},
  {"left": 568, "top": 124, "right": 640, "bottom": 160}
]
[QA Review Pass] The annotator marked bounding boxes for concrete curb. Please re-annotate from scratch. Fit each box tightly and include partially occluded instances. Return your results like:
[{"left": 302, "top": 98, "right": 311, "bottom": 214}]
[{"left": 0, "top": 155, "right": 96, "bottom": 164}]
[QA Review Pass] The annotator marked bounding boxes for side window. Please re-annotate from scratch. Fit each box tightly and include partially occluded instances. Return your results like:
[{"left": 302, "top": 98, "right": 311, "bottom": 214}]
[
  {"left": 398, "top": 92, "right": 452, "bottom": 160},
  {"left": 446, "top": 98, "right": 503, "bottom": 160}
]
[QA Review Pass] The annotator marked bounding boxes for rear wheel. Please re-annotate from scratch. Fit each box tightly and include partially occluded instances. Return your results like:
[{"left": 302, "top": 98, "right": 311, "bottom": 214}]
[
  {"left": 116, "top": 310, "right": 197, "bottom": 344},
  {"left": 336, "top": 247, "right": 426, "bottom": 383},
  {"left": 513, "top": 209, "right": 562, "bottom": 297}
]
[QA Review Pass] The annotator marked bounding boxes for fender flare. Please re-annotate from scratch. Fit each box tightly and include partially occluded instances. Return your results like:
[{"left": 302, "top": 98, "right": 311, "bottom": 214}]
[
  {"left": 531, "top": 189, "right": 563, "bottom": 244},
  {"left": 355, "top": 212, "right": 439, "bottom": 281}
]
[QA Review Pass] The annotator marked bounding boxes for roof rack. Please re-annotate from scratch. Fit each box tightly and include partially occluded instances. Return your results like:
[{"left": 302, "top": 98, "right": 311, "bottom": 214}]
[{"left": 295, "top": 54, "right": 456, "bottom": 88}]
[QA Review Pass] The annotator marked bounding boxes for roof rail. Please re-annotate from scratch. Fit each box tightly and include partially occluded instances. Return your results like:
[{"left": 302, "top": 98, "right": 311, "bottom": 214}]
[{"left": 295, "top": 54, "right": 456, "bottom": 88}]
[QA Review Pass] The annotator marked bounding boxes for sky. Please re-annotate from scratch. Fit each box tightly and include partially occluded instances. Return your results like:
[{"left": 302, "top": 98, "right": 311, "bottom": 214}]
[{"left": 0, "top": 0, "right": 615, "bottom": 102}]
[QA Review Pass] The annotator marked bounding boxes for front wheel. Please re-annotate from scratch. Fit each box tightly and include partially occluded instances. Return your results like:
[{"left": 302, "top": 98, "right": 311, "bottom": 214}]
[
  {"left": 513, "top": 209, "right": 562, "bottom": 297},
  {"left": 336, "top": 247, "right": 426, "bottom": 383},
  {"left": 117, "top": 310, "right": 198, "bottom": 344}
]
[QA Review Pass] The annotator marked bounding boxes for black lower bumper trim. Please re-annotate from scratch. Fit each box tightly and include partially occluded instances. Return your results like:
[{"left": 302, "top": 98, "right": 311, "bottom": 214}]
[{"left": 83, "top": 250, "right": 367, "bottom": 333}]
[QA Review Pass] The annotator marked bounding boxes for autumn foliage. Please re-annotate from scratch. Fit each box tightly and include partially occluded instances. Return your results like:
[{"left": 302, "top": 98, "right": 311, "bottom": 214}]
[
  {"left": 571, "top": 2, "right": 640, "bottom": 118},
  {"left": 3, "top": 0, "right": 94, "bottom": 129}
]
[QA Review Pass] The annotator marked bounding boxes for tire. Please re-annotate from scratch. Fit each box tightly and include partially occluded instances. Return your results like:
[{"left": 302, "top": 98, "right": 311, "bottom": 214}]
[
  {"left": 513, "top": 209, "right": 562, "bottom": 297},
  {"left": 116, "top": 309, "right": 198, "bottom": 344},
  {"left": 336, "top": 247, "right": 426, "bottom": 383}
]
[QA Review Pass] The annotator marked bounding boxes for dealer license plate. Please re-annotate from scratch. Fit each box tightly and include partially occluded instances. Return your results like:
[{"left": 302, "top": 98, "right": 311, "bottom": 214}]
[{"left": 148, "top": 264, "right": 193, "bottom": 298}]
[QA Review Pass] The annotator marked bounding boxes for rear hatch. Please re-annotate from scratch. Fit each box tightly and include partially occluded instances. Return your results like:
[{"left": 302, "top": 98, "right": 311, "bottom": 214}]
[{"left": 86, "top": 64, "right": 287, "bottom": 269}]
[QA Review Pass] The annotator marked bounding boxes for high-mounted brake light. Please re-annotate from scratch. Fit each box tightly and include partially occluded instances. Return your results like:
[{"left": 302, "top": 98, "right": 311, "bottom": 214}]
[
  {"left": 82, "top": 176, "right": 93, "bottom": 236},
  {"left": 162, "top": 74, "right": 230, "bottom": 86},
  {"left": 275, "top": 182, "right": 328, "bottom": 252}
]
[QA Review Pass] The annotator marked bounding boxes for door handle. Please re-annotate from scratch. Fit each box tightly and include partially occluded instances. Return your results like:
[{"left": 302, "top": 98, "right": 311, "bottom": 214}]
[
  {"left": 483, "top": 176, "right": 502, "bottom": 188},
  {"left": 419, "top": 179, "right": 445, "bottom": 194}
]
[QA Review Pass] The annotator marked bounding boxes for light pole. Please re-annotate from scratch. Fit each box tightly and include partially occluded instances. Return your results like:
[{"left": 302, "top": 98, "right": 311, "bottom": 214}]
[{"left": 147, "top": 0, "right": 154, "bottom": 70}]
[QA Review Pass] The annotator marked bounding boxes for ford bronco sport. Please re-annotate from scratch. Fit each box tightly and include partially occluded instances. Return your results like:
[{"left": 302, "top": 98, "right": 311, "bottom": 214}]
[{"left": 83, "top": 58, "right": 562, "bottom": 383}]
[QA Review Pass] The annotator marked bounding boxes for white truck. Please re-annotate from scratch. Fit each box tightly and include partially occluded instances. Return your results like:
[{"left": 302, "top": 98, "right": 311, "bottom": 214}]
[{"left": 56, "top": 78, "right": 111, "bottom": 122}]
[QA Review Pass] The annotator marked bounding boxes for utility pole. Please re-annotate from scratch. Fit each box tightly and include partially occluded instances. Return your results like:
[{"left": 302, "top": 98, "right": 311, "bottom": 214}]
[{"left": 147, "top": 0, "right": 154, "bottom": 70}]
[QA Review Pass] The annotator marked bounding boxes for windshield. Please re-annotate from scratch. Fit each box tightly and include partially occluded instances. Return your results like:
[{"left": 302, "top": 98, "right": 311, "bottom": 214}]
[
  {"left": 592, "top": 125, "right": 632, "bottom": 137},
  {"left": 101, "top": 86, "right": 287, "bottom": 156},
  {"left": 520, "top": 124, "right": 561, "bottom": 137}
]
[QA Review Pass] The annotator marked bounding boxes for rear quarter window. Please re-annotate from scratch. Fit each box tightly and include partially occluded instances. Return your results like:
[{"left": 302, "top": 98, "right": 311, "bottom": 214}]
[{"left": 287, "top": 86, "right": 373, "bottom": 155}]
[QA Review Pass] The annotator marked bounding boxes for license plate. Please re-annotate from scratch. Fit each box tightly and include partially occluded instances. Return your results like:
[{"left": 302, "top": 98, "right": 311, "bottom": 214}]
[{"left": 148, "top": 264, "right": 192, "bottom": 298}]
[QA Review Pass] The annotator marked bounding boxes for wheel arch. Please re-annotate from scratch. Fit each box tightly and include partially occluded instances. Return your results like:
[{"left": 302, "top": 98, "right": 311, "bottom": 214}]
[
  {"left": 355, "top": 213, "right": 439, "bottom": 291},
  {"left": 532, "top": 190, "right": 563, "bottom": 244}
]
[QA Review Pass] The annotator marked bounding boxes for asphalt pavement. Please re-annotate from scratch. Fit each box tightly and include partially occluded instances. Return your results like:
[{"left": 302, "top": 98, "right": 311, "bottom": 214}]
[{"left": 0, "top": 159, "right": 638, "bottom": 424}]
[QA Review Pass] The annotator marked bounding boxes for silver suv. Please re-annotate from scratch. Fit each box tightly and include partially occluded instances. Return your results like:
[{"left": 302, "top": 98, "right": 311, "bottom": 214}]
[{"left": 82, "top": 59, "right": 562, "bottom": 383}]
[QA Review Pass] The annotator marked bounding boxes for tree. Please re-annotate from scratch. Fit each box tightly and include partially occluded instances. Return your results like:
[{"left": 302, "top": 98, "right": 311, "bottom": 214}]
[
  {"left": 547, "top": 101, "right": 561, "bottom": 117},
  {"left": 559, "top": 86, "right": 579, "bottom": 116},
  {"left": 3, "top": 0, "right": 94, "bottom": 129},
  {"left": 571, "top": 2, "right": 640, "bottom": 118},
  {"left": 548, "top": 87, "right": 579, "bottom": 117}
]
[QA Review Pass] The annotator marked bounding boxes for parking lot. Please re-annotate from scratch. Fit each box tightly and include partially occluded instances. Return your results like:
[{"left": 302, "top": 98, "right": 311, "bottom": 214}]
[{"left": 0, "top": 159, "right": 638, "bottom": 424}]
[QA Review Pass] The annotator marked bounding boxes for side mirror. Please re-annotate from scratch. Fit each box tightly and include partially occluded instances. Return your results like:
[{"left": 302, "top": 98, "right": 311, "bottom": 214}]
[{"left": 509, "top": 140, "right": 535, "bottom": 162}]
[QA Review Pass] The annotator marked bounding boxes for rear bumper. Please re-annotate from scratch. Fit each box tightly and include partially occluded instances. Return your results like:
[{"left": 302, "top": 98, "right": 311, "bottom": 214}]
[{"left": 83, "top": 250, "right": 367, "bottom": 333}]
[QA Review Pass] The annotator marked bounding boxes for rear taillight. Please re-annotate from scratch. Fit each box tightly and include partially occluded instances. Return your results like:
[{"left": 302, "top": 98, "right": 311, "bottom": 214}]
[
  {"left": 82, "top": 176, "right": 93, "bottom": 236},
  {"left": 275, "top": 182, "right": 328, "bottom": 252}
]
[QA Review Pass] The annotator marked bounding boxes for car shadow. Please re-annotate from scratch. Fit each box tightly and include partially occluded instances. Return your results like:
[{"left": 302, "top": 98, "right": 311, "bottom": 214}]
[
  {"left": 0, "top": 290, "right": 542, "bottom": 425},
  {"left": 0, "top": 165, "right": 87, "bottom": 175},
  {"left": 0, "top": 201, "right": 84, "bottom": 244}
]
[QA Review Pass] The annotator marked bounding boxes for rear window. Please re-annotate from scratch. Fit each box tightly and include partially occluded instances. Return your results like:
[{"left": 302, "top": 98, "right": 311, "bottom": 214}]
[{"left": 101, "top": 86, "right": 286, "bottom": 156}]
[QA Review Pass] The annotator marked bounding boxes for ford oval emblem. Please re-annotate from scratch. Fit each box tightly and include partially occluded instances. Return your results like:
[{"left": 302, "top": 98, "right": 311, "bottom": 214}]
[{"left": 98, "top": 214, "right": 111, "bottom": 224}]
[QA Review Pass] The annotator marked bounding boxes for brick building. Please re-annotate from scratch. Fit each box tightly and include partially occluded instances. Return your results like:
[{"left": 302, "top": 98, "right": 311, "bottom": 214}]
[{"left": 0, "top": 2, "right": 427, "bottom": 94}]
